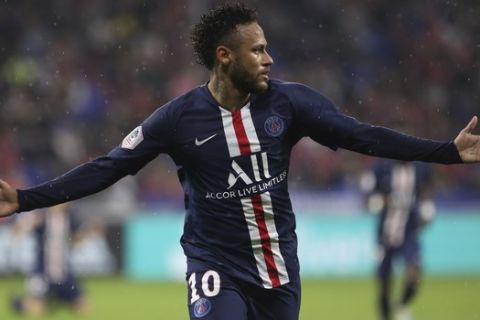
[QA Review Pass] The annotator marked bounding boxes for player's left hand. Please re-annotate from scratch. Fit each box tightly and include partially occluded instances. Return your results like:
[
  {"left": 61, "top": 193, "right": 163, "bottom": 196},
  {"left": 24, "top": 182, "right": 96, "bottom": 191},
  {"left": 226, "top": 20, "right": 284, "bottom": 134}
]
[{"left": 454, "top": 116, "right": 480, "bottom": 163}]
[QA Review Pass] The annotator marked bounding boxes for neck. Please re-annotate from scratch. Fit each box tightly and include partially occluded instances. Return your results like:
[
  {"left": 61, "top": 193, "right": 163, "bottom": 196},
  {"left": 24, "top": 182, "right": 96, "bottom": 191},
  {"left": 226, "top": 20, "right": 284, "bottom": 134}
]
[{"left": 208, "top": 74, "right": 250, "bottom": 112}]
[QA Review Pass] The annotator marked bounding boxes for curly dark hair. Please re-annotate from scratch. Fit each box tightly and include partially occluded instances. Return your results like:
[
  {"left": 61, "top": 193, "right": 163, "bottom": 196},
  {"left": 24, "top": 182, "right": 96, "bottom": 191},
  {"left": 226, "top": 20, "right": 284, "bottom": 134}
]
[{"left": 191, "top": 3, "right": 258, "bottom": 70}]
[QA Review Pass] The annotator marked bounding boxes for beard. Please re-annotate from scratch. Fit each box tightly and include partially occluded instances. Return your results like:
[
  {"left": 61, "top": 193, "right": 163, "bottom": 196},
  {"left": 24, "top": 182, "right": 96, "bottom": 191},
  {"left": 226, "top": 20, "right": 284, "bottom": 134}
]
[{"left": 229, "top": 61, "right": 269, "bottom": 94}]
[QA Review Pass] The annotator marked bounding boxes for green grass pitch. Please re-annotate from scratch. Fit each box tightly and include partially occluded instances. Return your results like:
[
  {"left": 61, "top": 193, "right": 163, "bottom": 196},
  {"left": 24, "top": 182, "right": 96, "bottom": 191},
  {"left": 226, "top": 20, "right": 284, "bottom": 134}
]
[{"left": 1, "top": 276, "right": 479, "bottom": 319}]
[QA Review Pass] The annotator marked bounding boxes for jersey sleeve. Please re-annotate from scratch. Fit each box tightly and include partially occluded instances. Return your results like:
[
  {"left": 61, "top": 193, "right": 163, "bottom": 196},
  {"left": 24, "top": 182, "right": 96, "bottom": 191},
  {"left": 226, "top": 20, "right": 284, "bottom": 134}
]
[
  {"left": 288, "top": 82, "right": 462, "bottom": 164},
  {"left": 16, "top": 102, "right": 178, "bottom": 213}
]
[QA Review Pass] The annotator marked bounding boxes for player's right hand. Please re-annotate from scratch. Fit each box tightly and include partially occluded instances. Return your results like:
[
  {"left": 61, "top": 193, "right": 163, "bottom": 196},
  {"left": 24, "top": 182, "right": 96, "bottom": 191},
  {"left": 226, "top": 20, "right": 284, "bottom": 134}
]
[{"left": 0, "top": 179, "right": 19, "bottom": 217}]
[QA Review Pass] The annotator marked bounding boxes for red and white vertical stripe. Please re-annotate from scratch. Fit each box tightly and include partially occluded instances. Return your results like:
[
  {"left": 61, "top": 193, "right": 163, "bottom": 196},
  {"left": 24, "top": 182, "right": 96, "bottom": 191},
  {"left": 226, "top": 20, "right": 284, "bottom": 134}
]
[
  {"left": 220, "top": 104, "right": 289, "bottom": 288},
  {"left": 384, "top": 164, "right": 416, "bottom": 246},
  {"left": 221, "top": 103, "right": 261, "bottom": 157}
]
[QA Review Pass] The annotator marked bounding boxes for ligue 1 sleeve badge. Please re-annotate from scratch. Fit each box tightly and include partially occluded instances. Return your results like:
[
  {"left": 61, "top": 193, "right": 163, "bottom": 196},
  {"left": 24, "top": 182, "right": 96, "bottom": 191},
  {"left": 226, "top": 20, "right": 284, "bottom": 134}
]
[
  {"left": 121, "top": 126, "right": 144, "bottom": 150},
  {"left": 264, "top": 115, "right": 285, "bottom": 137},
  {"left": 193, "top": 297, "right": 212, "bottom": 318}
]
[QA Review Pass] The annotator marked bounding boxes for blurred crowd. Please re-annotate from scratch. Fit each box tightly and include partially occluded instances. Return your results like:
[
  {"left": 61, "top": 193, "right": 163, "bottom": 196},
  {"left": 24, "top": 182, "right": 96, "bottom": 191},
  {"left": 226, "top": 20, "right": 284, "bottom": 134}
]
[{"left": 1, "top": 0, "right": 479, "bottom": 217}]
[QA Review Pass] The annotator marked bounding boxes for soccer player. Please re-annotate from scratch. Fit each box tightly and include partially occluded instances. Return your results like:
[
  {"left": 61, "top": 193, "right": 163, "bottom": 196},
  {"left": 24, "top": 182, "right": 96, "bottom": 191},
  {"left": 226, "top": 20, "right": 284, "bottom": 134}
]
[
  {"left": 10, "top": 203, "right": 91, "bottom": 316},
  {"left": 0, "top": 3, "right": 479, "bottom": 319},
  {"left": 362, "top": 160, "right": 435, "bottom": 320}
]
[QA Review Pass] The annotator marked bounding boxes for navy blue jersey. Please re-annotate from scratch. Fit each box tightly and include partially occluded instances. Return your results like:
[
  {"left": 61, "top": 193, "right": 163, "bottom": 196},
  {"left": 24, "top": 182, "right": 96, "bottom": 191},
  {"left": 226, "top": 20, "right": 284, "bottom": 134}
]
[
  {"left": 16, "top": 80, "right": 461, "bottom": 289},
  {"left": 372, "top": 161, "right": 432, "bottom": 248}
]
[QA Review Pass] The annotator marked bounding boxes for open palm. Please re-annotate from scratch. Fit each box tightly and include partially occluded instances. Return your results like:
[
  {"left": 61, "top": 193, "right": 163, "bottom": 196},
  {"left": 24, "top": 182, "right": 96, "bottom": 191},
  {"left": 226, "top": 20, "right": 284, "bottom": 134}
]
[{"left": 454, "top": 116, "right": 480, "bottom": 163}]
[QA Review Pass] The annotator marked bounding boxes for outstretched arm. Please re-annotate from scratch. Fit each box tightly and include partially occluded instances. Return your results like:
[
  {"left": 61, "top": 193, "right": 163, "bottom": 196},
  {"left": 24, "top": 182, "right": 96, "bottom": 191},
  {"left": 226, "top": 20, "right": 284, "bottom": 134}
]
[
  {"left": 454, "top": 116, "right": 480, "bottom": 163},
  {"left": 289, "top": 82, "right": 465, "bottom": 164},
  {"left": 0, "top": 179, "right": 19, "bottom": 217},
  {"left": 0, "top": 100, "right": 176, "bottom": 218}
]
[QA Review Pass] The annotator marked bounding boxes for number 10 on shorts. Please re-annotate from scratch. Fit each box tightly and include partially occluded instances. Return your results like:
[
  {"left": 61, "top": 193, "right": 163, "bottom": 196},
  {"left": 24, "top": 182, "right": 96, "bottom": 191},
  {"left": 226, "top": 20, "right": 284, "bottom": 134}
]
[{"left": 188, "top": 270, "right": 221, "bottom": 303}]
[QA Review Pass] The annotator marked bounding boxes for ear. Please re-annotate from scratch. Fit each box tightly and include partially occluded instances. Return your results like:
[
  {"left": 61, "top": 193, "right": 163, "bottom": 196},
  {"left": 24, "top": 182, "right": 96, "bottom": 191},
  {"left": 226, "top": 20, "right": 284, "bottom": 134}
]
[{"left": 216, "top": 45, "right": 232, "bottom": 66}]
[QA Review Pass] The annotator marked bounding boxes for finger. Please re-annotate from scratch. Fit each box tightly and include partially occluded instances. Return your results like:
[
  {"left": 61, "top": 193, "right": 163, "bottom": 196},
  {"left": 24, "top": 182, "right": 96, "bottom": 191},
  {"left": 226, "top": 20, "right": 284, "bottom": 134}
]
[
  {"left": 464, "top": 116, "right": 478, "bottom": 134},
  {"left": 0, "top": 180, "right": 11, "bottom": 198}
]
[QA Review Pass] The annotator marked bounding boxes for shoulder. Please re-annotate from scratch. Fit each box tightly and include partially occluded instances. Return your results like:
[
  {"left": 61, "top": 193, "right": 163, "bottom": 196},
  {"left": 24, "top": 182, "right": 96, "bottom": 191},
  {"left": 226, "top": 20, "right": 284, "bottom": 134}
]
[
  {"left": 145, "top": 85, "right": 205, "bottom": 123},
  {"left": 267, "top": 79, "right": 332, "bottom": 105},
  {"left": 141, "top": 85, "right": 207, "bottom": 138},
  {"left": 268, "top": 79, "right": 323, "bottom": 94},
  {"left": 264, "top": 79, "right": 339, "bottom": 118},
  {"left": 268, "top": 79, "right": 315, "bottom": 94}
]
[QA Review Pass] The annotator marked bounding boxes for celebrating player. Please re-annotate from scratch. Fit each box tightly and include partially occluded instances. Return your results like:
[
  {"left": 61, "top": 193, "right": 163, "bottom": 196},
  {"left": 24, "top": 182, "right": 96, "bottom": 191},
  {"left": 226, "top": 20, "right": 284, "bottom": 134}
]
[{"left": 1, "top": 3, "right": 479, "bottom": 320}]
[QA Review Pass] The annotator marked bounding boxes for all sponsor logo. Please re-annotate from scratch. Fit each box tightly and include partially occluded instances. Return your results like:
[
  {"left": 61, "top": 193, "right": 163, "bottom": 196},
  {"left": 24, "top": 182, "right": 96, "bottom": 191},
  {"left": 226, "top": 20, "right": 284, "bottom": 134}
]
[{"left": 205, "top": 152, "right": 287, "bottom": 200}]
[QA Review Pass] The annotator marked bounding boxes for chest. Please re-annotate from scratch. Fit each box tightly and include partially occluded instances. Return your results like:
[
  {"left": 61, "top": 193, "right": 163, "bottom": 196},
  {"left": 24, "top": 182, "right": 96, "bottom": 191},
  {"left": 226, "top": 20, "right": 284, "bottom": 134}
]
[{"left": 174, "top": 103, "right": 292, "bottom": 164}]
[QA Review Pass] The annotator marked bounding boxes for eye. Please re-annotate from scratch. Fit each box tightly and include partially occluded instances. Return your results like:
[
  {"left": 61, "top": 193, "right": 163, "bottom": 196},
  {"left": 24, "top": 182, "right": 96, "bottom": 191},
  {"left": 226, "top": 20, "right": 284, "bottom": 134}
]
[{"left": 253, "top": 46, "right": 265, "bottom": 54}]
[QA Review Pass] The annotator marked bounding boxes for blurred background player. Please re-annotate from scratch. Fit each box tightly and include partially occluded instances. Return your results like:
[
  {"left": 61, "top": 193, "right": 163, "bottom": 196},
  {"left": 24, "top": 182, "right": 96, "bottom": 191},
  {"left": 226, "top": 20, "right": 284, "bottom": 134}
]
[
  {"left": 361, "top": 160, "right": 436, "bottom": 320},
  {"left": 11, "top": 203, "right": 91, "bottom": 316}
]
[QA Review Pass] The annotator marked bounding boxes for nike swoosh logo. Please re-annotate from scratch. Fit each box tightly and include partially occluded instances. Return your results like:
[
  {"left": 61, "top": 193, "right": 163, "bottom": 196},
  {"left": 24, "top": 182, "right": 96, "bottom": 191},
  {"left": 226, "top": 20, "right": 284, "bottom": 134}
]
[{"left": 195, "top": 134, "right": 217, "bottom": 146}]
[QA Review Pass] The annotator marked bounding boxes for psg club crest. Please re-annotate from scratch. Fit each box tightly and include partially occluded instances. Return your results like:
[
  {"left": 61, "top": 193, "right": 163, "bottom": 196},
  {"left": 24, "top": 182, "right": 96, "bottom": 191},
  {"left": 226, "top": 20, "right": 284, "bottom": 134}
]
[
  {"left": 264, "top": 115, "right": 285, "bottom": 137},
  {"left": 193, "top": 298, "right": 211, "bottom": 318}
]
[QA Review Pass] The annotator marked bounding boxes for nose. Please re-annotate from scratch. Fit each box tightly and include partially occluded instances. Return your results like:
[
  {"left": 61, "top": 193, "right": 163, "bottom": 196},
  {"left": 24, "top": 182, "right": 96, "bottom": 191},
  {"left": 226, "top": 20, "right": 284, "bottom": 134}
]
[{"left": 263, "top": 50, "right": 274, "bottom": 66}]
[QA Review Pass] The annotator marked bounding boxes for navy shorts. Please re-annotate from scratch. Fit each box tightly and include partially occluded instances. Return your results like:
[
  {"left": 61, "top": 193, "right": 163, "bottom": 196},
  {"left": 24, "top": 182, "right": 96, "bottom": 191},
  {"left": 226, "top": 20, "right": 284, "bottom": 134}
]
[
  {"left": 377, "top": 237, "right": 420, "bottom": 279},
  {"left": 186, "top": 260, "right": 300, "bottom": 320},
  {"left": 26, "top": 274, "right": 83, "bottom": 303},
  {"left": 48, "top": 277, "right": 83, "bottom": 303}
]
